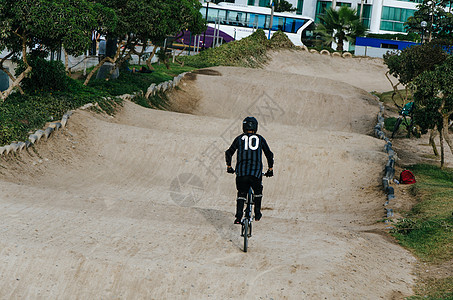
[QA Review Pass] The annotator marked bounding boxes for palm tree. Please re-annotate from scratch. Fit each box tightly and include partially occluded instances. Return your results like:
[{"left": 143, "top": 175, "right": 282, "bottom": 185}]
[{"left": 316, "top": 6, "right": 366, "bottom": 52}]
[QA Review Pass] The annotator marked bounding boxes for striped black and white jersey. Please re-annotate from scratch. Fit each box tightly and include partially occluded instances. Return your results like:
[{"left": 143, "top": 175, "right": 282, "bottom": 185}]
[{"left": 225, "top": 133, "right": 274, "bottom": 178}]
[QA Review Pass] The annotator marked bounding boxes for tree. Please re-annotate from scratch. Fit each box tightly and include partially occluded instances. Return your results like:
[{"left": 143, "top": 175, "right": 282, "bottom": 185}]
[
  {"left": 0, "top": 0, "right": 115, "bottom": 100},
  {"left": 405, "top": 0, "right": 453, "bottom": 42},
  {"left": 84, "top": 0, "right": 205, "bottom": 84},
  {"left": 146, "top": 0, "right": 205, "bottom": 70},
  {"left": 270, "top": 0, "right": 296, "bottom": 13},
  {"left": 413, "top": 57, "right": 453, "bottom": 168},
  {"left": 316, "top": 6, "right": 366, "bottom": 52},
  {"left": 384, "top": 42, "right": 448, "bottom": 102},
  {"left": 384, "top": 41, "right": 449, "bottom": 149},
  {"left": 383, "top": 40, "right": 453, "bottom": 166}
]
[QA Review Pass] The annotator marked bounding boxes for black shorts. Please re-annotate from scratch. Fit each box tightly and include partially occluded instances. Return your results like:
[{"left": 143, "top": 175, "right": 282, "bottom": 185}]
[{"left": 236, "top": 175, "right": 263, "bottom": 198}]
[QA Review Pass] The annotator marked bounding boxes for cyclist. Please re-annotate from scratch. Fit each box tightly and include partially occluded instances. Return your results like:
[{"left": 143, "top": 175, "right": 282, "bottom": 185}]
[{"left": 225, "top": 117, "right": 274, "bottom": 224}]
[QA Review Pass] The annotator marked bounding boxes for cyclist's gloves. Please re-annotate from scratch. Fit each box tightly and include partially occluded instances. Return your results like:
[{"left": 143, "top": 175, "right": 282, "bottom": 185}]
[
  {"left": 264, "top": 169, "right": 273, "bottom": 177},
  {"left": 227, "top": 166, "right": 235, "bottom": 174}
]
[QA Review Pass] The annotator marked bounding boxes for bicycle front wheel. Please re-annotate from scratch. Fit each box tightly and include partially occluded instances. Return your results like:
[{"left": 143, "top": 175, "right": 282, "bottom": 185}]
[{"left": 243, "top": 220, "right": 248, "bottom": 252}]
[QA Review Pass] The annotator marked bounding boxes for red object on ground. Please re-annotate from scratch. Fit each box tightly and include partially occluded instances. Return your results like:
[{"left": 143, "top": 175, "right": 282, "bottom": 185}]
[{"left": 400, "top": 170, "right": 416, "bottom": 184}]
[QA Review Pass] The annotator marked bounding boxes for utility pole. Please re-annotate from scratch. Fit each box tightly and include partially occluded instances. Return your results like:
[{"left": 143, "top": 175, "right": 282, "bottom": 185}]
[
  {"left": 359, "top": 0, "right": 364, "bottom": 22},
  {"left": 202, "top": 0, "right": 211, "bottom": 49},
  {"left": 268, "top": 1, "right": 274, "bottom": 39}
]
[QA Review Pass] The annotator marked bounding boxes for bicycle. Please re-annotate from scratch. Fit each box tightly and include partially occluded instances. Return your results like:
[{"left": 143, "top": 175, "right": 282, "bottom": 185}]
[
  {"left": 239, "top": 172, "right": 271, "bottom": 253},
  {"left": 227, "top": 167, "right": 272, "bottom": 252},
  {"left": 391, "top": 101, "right": 418, "bottom": 138}
]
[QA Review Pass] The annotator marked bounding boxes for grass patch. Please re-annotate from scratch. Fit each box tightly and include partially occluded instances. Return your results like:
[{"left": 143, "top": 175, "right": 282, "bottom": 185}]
[
  {"left": 131, "top": 92, "right": 169, "bottom": 110},
  {"left": 85, "top": 62, "right": 196, "bottom": 96},
  {"left": 384, "top": 116, "right": 413, "bottom": 133},
  {"left": 391, "top": 164, "right": 453, "bottom": 299},
  {"left": 392, "top": 164, "right": 453, "bottom": 262},
  {"left": 409, "top": 277, "right": 453, "bottom": 300},
  {"left": 373, "top": 90, "right": 413, "bottom": 108},
  {"left": 385, "top": 117, "right": 398, "bottom": 131}
]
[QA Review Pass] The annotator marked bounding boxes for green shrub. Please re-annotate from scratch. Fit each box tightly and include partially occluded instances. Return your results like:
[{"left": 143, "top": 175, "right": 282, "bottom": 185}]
[
  {"left": 270, "top": 31, "right": 295, "bottom": 49},
  {"left": 15, "top": 52, "right": 71, "bottom": 94},
  {"left": 366, "top": 32, "right": 419, "bottom": 42},
  {"left": 181, "top": 29, "right": 270, "bottom": 68},
  {"left": 131, "top": 92, "right": 168, "bottom": 110},
  {"left": 88, "top": 69, "right": 173, "bottom": 96}
]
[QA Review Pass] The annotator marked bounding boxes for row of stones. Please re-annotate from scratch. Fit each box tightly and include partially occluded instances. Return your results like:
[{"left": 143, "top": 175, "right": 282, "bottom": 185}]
[
  {"left": 0, "top": 111, "right": 74, "bottom": 156},
  {"left": 144, "top": 72, "right": 188, "bottom": 99},
  {"left": 374, "top": 103, "right": 397, "bottom": 220},
  {"left": 300, "top": 46, "right": 353, "bottom": 58}
]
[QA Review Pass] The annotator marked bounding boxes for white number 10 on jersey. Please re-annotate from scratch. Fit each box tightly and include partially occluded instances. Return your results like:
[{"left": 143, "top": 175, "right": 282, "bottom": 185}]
[{"left": 242, "top": 135, "right": 259, "bottom": 150}]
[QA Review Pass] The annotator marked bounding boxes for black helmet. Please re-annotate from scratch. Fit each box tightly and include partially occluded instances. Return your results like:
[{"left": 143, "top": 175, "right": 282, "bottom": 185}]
[{"left": 242, "top": 117, "right": 258, "bottom": 133}]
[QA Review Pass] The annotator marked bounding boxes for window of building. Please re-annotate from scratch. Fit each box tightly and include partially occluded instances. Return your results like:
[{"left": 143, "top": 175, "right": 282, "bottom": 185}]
[
  {"left": 396, "top": 0, "right": 423, "bottom": 3},
  {"left": 296, "top": 0, "right": 303, "bottom": 15},
  {"left": 381, "top": 6, "right": 415, "bottom": 22},
  {"left": 380, "top": 6, "right": 416, "bottom": 32},
  {"left": 248, "top": 0, "right": 255, "bottom": 5},
  {"left": 316, "top": 1, "right": 331, "bottom": 16},
  {"left": 315, "top": 1, "right": 351, "bottom": 22},
  {"left": 381, "top": 43, "right": 399, "bottom": 49},
  {"left": 259, "top": 0, "right": 270, "bottom": 7},
  {"left": 357, "top": 4, "right": 372, "bottom": 29}
]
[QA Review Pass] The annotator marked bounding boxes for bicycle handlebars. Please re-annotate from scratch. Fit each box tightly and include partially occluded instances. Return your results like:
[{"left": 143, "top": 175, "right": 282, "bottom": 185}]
[{"left": 226, "top": 168, "right": 273, "bottom": 177}]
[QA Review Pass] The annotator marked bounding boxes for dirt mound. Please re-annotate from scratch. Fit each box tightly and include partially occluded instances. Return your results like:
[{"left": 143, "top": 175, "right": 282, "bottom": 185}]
[
  {"left": 169, "top": 66, "right": 379, "bottom": 135},
  {"left": 265, "top": 50, "right": 392, "bottom": 93}
]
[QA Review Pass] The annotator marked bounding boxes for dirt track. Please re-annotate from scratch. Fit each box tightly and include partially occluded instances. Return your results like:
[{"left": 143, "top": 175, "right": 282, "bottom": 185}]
[{"left": 0, "top": 50, "right": 416, "bottom": 299}]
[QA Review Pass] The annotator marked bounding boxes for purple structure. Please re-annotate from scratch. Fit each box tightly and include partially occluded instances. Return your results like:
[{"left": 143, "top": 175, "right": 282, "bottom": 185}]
[{"left": 175, "top": 27, "right": 235, "bottom": 49}]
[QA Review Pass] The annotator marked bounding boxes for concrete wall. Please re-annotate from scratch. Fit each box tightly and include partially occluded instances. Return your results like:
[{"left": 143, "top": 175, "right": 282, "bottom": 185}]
[
  {"left": 355, "top": 45, "right": 399, "bottom": 58},
  {"left": 0, "top": 46, "right": 160, "bottom": 77}
]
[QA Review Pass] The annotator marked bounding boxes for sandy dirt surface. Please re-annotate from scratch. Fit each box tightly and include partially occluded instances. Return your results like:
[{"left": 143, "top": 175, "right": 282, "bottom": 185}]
[{"left": 0, "top": 50, "right": 417, "bottom": 299}]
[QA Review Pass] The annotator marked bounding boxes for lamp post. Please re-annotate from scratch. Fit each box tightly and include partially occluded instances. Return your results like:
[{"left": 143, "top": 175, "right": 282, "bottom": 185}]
[
  {"left": 202, "top": 0, "right": 211, "bottom": 50},
  {"left": 426, "top": 0, "right": 435, "bottom": 42},
  {"left": 420, "top": 20, "right": 427, "bottom": 44}
]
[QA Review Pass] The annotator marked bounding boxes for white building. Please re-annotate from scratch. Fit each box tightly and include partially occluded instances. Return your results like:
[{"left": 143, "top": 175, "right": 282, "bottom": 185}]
[{"left": 212, "top": 0, "right": 423, "bottom": 35}]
